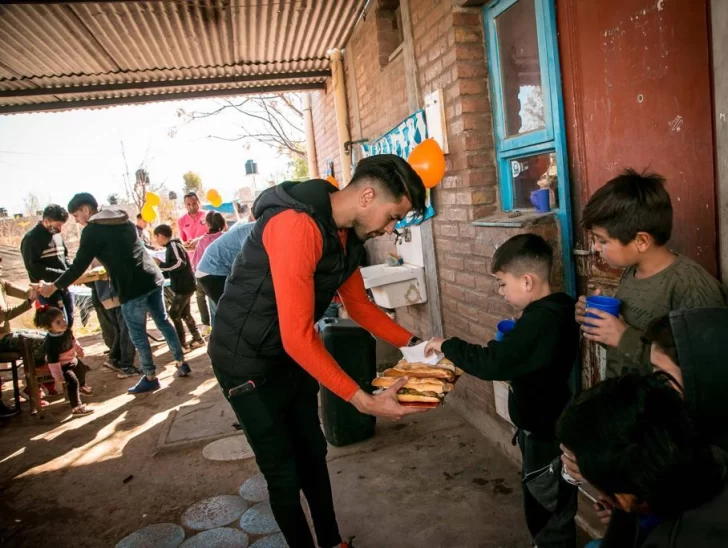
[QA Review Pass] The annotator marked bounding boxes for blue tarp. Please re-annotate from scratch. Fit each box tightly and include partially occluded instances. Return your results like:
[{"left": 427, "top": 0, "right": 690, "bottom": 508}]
[{"left": 202, "top": 202, "right": 236, "bottom": 214}]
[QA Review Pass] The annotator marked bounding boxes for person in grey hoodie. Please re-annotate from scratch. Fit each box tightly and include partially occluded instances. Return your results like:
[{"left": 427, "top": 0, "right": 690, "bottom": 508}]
[{"left": 39, "top": 193, "right": 191, "bottom": 393}]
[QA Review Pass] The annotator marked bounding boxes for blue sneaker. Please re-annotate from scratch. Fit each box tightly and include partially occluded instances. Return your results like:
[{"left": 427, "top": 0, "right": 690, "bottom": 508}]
[
  {"left": 128, "top": 375, "right": 160, "bottom": 394},
  {"left": 175, "top": 362, "right": 192, "bottom": 378}
]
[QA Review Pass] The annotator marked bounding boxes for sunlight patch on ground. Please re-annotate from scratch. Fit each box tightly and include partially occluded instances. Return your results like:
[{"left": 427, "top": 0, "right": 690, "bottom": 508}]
[
  {"left": 1, "top": 446, "right": 26, "bottom": 464},
  {"left": 188, "top": 377, "right": 218, "bottom": 398},
  {"left": 30, "top": 392, "right": 135, "bottom": 442},
  {"left": 16, "top": 407, "right": 173, "bottom": 478}
]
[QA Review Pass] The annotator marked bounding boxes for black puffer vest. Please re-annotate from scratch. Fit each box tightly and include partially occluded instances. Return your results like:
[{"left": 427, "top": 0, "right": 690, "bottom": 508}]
[{"left": 208, "top": 179, "right": 366, "bottom": 385}]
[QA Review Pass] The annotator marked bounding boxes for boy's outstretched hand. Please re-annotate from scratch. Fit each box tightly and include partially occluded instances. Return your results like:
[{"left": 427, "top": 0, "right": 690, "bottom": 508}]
[{"left": 425, "top": 337, "right": 445, "bottom": 356}]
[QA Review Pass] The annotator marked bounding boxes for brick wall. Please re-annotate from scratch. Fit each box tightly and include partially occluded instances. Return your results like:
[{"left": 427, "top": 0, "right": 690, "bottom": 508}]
[{"left": 310, "top": 0, "right": 566, "bottom": 440}]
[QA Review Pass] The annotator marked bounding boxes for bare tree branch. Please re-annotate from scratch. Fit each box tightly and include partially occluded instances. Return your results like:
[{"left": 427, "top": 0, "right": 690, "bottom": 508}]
[{"left": 174, "top": 93, "right": 306, "bottom": 159}]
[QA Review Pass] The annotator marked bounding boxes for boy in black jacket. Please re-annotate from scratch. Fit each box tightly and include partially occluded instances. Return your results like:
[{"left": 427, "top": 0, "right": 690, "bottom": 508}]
[
  {"left": 153, "top": 225, "right": 204, "bottom": 350},
  {"left": 426, "top": 234, "right": 579, "bottom": 547}
]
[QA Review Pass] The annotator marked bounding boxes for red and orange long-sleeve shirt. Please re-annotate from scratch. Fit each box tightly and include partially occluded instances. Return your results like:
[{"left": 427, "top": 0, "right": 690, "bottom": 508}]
[{"left": 263, "top": 209, "right": 413, "bottom": 401}]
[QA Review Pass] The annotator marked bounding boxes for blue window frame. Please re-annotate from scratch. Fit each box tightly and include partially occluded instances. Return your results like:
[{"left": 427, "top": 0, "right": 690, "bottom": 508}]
[{"left": 483, "top": 0, "right": 574, "bottom": 295}]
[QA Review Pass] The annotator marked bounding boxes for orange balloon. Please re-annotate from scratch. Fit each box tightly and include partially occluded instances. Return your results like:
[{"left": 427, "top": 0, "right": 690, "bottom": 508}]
[
  {"left": 206, "top": 189, "right": 223, "bottom": 207},
  {"left": 408, "top": 138, "right": 445, "bottom": 189},
  {"left": 325, "top": 175, "right": 339, "bottom": 188}
]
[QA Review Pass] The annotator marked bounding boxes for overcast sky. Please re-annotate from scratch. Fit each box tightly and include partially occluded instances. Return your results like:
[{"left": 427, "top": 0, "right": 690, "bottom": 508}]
[{"left": 0, "top": 97, "right": 290, "bottom": 215}]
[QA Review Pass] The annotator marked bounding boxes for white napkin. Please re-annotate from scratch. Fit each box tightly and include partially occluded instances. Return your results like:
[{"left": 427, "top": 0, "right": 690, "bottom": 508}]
[{"left": 399, "top": 341, "right": 443, "bottom": 366}]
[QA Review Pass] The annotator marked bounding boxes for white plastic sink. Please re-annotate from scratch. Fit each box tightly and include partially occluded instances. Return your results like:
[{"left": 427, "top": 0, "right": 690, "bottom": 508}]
[{"left": 360, "top": 264, "right": 427, "bottom": 308}]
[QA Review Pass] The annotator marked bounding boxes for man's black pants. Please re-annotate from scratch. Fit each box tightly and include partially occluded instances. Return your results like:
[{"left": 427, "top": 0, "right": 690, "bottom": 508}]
[
  {"left": 218, "top": 365, "right": 341, "bottom": 548},
  {"left": 197, "top": 274, "right": 226, "bottom": 305}
]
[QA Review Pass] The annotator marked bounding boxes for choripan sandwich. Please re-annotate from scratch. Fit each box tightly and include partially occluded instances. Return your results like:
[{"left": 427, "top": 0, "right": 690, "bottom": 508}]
[{"left": 371, "top": 356, "right": 463, "bottom": 408}]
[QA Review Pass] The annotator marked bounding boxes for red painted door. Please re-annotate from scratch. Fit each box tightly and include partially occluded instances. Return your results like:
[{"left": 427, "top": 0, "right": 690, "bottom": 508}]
[{"left": 557, "top": 0, "right": 716, "bottom": 387}]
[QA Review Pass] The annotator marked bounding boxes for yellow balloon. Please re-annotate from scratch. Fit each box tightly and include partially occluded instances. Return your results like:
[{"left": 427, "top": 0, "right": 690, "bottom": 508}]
[
  {"left": 141, "top": 203, "right": 157, "bottom": 223},
  {"left": 145, "top": 191, "right": 161, "bottom": 207}
]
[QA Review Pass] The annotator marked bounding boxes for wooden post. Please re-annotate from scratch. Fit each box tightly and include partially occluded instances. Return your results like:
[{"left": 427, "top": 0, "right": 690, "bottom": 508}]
[
  {"left": 302, "top": 93, "right": 320, "bottom": 179},
  {"left": 327, "top": 48, "right": 353, "bottom": 186}
]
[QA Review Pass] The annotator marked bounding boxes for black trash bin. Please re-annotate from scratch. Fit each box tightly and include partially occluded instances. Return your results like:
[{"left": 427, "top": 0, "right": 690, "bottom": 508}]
[{"left": 317, "top": 317, "right": 376, "bottom": 447}]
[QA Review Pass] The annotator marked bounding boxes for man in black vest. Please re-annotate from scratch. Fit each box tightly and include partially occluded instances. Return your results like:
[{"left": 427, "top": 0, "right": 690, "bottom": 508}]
[{"left": 209, "top": 155, "right": 428, "bottom": 548}]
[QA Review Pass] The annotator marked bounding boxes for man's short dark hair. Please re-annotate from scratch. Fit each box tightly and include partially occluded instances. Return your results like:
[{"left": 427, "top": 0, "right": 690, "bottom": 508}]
[
  {"left": 67, "top": 193, "right": 98, "bottom": 214},
  {"left": 557, "top": 373, "right": 722, "bottom": 517},
  {"left": 642, "top": 315, "right": 679, "bottom": 365},
  {"left": 136, "top": 213, "right": 143, "bottom": 220},
  {"left": 183, "top": 192, "right": 199, "bottom": 201},
  {"left": 581, "top": 168, "right": 672, "bottom": 245},
  {"left": 153, "top": 224, "right": 173, "bottom": 238},
  {"left": 42, "top": 204, "right": 68, "bottom": 223},
  {"left": 491, "top": 234, "right": 553, "bottom": 281},
  {"left": 349, "top": 154, "right": 426, "bottom": 219}
]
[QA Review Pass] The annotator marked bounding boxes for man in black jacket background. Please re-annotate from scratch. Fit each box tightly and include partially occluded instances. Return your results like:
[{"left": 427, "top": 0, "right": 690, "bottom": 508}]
[{"left": 21, "top": 204, "right": 74, "bottom": 327}]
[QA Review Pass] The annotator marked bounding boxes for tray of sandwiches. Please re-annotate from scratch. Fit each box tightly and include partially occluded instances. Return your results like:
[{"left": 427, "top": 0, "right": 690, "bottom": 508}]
[
  {"left": 372, "top": 358, "right": 464, "bottom": 409},
  {"left": 73, "top": 266, "right": 108, "bottom": 285}
]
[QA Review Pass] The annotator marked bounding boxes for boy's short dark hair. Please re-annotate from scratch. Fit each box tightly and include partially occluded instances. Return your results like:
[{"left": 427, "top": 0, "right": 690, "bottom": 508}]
[
  {"left": 183, "top": 192, "right": 199, "bottom": 201},
  {"left": 153, "top": 224, "right": 173, "bottom": 238},
  {"left": 582, "top": 168, "right": 672, "bottom": 245},
  {"left": 42, "top": 204, "right": 68, "bottom": 223},
  {"left": 350, "top": 154, "right": 426, "bottom": 219},
  {"left": 642, "top": 315, "right": 679, "bottom": 365},
  {"left": 491, "top": 234, "right": 552, "bottom": 281},
  {"left": 67, "top": 193, "right": 98, "bottom": 214},
  {"left": 136, "top": 213, "right": 143, "bottom": 220},
  {"left": 557, "top": 373, "right": 721, "bottom": 517}
]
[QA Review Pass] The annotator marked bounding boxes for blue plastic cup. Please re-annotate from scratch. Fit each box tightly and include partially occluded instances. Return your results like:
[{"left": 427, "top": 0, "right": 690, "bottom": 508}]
[
  {"left": 585, "top": 296, "right": 621, "bottom": 327},
  {"left": 530, "top": 188, "right": 550, "bottom": 213},
  {"left": 496, "top": 319, "right": 517, "bottom": 341}
]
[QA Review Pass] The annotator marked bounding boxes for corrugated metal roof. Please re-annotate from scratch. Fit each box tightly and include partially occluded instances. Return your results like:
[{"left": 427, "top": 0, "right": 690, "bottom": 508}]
[{"left": 0, "top": 1, "right": 366, "bottom": 114}]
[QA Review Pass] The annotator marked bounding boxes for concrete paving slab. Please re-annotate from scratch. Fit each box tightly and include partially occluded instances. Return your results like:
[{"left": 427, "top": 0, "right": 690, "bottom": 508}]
[
  {"left": 240, "top": 502, "right": 280, "bottom": 536},
  {"left": 157, "top": 400, "right": 239, "bottom": 452},
  {"left": 115, "top": 523, "right": 185, "bottom": 548},
  {"left": 249, "top": 534, "right": 288, "bottom": 548},
  {"left": 203, "top": 435, "right": 255, "bottom": 461},
  {"left": 182, "top": 495, "right": 249, "bottom": 531},
  {"left": 179, "top": 527, "right": 249, "bottom": 548},
  {"left": 329, "top": 407, "right": 533, "bottom": 547},
  {"left": 325, "top": 405, "right": 466, "bottom": 462},
  {"left": 239, "top": 474, "right": 269, "bottom": 503}
]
